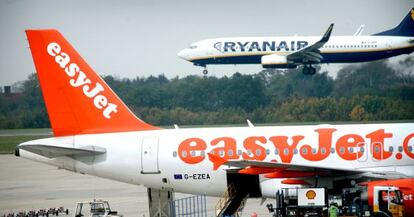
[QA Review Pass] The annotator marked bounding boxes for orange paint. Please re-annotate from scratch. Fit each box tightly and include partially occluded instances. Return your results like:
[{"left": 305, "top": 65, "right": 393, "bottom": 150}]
[
  {"left": 403, "top": 133, "right": 414, "bottom": 159},
  {"left": 178, "top": 138, "right": 206, "bottom": 164},
  {"left": 176, "top": 128, "right": 413, "bottom": 166},
  {"left": 366, "top": 129, "right": 392, "bottom": 160},
  {"left": 238, "top": 166, "right": 277, "bottom": 175},
  {"left": 242, "top": 136, "right": 267, "bottom": 161},
  {"left": 211, "top": 137, "right": 239, "bottom": 160},
  {"left": 336, "top": 134, "right": 365, "bottom": 160},
  {"left": 300, "top": 128, "right": 336, "bottom": 161},
  {"left": 25, "top": 30, "right": 158, "bottom": 137},
  {"left": 281, "top": 179, "right": 311, "bottom": 185},
  {"left": 207, "top": 153, "right": 228, "bottom": 170},
  {"left": 269, "top": 135, "right": 304, "bottom": 163}
]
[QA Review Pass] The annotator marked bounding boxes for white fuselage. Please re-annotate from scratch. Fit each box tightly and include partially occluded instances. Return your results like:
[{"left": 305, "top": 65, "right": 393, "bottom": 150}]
[
  {"left": 178, "top": 36, "right": 414, "bottom": 66},
  {"left": 19, "top": 123, "right": 414, "bottom": 197}
]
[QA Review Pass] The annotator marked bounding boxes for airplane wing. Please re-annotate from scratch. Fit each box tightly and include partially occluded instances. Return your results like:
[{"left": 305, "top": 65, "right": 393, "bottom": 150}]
[
  {"left": 285, "top": 23, "right": 334, "bottom": 64},
  {"left": 17, "top": 144, "right": 106, "bottom": 158},
  {"left": 354, "top": 24, "right": 365, "bottom": 36},
  {"left": 208, "top": 153, "right": 408, "bottom": 179}
]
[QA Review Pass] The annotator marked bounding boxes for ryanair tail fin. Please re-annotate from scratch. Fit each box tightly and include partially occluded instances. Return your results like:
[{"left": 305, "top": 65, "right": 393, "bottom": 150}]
[
  {"left": 374, "top": 7, "right": 414, "bottom": 36},
  {"left": 26, "top": 30, "right": 159, "bottom": 137}
]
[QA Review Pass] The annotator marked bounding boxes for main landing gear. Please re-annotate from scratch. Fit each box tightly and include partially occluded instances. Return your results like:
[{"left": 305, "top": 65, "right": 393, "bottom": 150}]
[{"left": 302, "top": 65, "right": 316, "bottom": 75}]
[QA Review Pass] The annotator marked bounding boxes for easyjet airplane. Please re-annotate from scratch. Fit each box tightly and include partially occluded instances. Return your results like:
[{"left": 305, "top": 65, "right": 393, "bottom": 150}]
[
  {"left": 17, "top": 30, "right": 414, "bottom": 215},
  {"left": 178, "top": 7, "right": 414, "bottom": 75}
]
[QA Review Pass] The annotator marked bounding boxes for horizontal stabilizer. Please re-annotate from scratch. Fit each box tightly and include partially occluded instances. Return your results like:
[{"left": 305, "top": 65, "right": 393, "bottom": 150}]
[{"left": 17, "top": 144, "right": 106, "bottom": 159}]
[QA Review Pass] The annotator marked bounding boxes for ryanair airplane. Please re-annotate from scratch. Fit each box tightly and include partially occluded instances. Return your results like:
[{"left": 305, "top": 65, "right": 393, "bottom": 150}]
[{"left": 178, "top": 7, "right": 414, "bottom": 75}]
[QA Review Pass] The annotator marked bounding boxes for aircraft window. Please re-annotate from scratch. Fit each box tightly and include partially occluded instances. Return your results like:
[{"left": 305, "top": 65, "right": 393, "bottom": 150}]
[
  {"left": 312, "top": 148, "right": 317, "bottom": 154},
  {"left": 409, "top": 146, "right": 413, "bottom": 152},
  {"left": 374, "top": 146, "right": 379, "bottom": 153},
  {"left": 389, "top": 146, "right": 394, "bottom": 152},
  {"left": 256, "top": 149, "right": 262, "bottom": 155},
  {"left": 182, "top": 151, "right": 187, "bottom": 158},
  {"left": 398, "top": 146, "right": 403, "bottom": 152},
  {"left": 201, "top": 151, "right": 205, "bottom": 156},
  {"left": 219, "top": 150, "right": 224, "bottom": 157},
  {"left": 360, "top": 147, "right": 365, "bottom": 153},
  {"left": 302, "top": 148, "right": 307, "bottom": 155},
  {"left": 294, "top": 149, "right": 298, "bottom": 154},
  {"left": 339, "top": 147, "right": 345, "bottom": 154},
  {"left": 321, "top": 147, "right": 326, "bottom": 154},
  {"left": 191, "top": 151, "right": 196, "bottom": 157},
  {"left": 189, "top": 45, "right": 197, "bottom": 49},
  {"left": 173, "top": 151, "right": 177, "bottom": 157},
  {"left": 349, "top": 147, "right": 354, "bottom": 153},
  {"left": 247, "top": 150, "right": 252, "bottom": 155},
  {"left": 284, "top": 148, "right": 289, "bottom": 155},
  {"left": 238, "top": 150, "right": 242, "bottom": 155},
  {"left": 331, "top": 147, "right": 335, "bottom": 154},
  {"left": 228, "top": 150, "right": 233, "bottom": 156},
  {"left": 266, "top": 149, "right": 270, "bottom": 155},
  {"left": 274, "top": 149, "right": 279, "bottom": 155}
]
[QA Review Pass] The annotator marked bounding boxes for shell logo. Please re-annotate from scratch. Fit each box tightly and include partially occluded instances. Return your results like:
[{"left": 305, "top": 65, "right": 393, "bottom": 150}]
[{"left": 306, "top": 190, "right": 317, "bottom": 199}]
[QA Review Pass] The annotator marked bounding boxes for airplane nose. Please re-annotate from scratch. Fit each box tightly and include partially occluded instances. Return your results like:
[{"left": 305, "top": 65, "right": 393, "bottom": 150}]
[{"left": 177, "top": 49, "right": 189, "bottom": 60}]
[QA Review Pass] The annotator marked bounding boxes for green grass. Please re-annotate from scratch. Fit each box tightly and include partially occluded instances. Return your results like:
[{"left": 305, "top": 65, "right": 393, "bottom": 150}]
[{"left": 0, "top": 135, "right": 48, "bottom": 154}]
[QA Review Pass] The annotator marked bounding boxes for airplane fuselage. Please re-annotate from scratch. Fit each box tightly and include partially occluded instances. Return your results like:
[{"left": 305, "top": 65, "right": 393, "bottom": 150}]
[
  {"left": 179, "top": 36, "right": 414, "bottom": 67},
  {"left": 20, "top": 123, "right": 414, "bottom": 198}
]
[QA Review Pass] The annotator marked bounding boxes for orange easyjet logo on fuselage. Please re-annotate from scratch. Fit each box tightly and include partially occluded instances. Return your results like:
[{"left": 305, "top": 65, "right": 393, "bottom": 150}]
[
  {"left": 177, "top": 128, "right": 414, "bottom": 165},
  {"left": 47, "top": 42, "right": 118, "bottom": 119}
]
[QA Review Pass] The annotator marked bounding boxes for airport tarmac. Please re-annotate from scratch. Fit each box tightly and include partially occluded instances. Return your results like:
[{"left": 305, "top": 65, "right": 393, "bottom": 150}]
[{"left": 0, "top": 155, "right": 273, "bottom": 216}]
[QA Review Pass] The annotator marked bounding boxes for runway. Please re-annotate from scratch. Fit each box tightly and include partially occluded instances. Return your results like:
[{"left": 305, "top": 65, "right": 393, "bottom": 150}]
[{"left": 0, "top": 155, "right": 272, "bottom": 216}]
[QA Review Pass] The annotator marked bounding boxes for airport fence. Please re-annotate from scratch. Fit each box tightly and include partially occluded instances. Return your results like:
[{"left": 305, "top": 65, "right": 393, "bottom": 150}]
[{"left": 169, "top": 194, "right": 207, "bottom": 217}]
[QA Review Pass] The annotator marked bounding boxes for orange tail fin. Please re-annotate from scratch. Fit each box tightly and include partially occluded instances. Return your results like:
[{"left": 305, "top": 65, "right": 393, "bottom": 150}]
[{"left": 26, "top": 29, "right": 159, "bottom": 136}]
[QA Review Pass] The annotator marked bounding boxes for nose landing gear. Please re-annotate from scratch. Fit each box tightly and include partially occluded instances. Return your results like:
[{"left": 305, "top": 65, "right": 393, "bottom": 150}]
[{"left": 202, "top": 68, "right": 208, "bottom": 75}]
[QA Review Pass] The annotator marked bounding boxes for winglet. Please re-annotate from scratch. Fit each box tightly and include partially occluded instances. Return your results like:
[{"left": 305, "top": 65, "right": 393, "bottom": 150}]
[
  {"left": 320, "top": 23, "right": 334, "bottom": 43},
  {"left": 207, "top": 153, "right": 228, "bottom": 170}
]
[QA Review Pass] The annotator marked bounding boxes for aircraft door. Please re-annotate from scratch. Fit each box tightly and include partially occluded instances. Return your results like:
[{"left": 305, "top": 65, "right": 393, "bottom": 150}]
[
  {"left": 141, "top": 137, "right": 160, "bottom": 174},
  {"left": 386, "top": 40, "right": 393, "bottom": 54},
  {"left": 357, "top": 142, "right": 368, "bottom": 162}
]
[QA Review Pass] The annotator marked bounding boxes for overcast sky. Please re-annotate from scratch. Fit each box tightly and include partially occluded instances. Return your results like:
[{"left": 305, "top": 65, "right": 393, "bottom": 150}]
[{"left": 0, "top": 0, "right": 413, "bottom": 86}]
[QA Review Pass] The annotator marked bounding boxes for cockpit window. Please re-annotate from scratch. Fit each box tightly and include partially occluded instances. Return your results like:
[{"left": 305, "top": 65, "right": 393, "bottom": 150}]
[{"left": 189, "top": 45, "right": 197, "bottom": 49}]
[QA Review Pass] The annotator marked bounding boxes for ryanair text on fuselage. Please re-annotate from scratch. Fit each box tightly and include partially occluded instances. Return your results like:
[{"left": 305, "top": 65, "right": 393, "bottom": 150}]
[{"left": 214, "top": 40, "right": 309, "bottom": 53}]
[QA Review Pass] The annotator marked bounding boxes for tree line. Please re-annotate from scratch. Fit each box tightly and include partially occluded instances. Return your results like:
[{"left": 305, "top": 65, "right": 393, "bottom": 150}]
[{"left": 0, "top": 58, "right": 413, "bottom": 129}]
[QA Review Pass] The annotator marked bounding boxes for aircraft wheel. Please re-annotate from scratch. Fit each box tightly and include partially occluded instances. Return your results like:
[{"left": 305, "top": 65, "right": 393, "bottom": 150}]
[
  {"left": 202, "top": 69, "right": 208, "bottom": 75},
  {"left": 302, "top": 66, "right": 310, "bottom": 75},
  {"left": 309, "top": 66, "right": 316, "bottom": 75},
  {"left": 302, "top": 65, "right": 316, "bottom": 75}
]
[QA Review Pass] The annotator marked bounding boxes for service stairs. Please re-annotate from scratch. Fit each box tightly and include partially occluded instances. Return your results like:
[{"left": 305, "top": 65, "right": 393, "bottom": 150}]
[{"left": 215, "top": 183, "right": 249, "bottom": 217}]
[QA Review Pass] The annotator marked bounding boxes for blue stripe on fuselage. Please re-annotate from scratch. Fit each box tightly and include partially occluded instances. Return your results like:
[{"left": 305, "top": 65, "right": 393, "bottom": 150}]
[{"left": 191, "top": 46, "right": 414, "bottom": 66}]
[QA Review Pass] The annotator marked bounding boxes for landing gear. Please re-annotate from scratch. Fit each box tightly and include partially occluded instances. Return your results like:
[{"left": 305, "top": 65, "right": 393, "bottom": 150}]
[
  {"left": 302, "top": 65, "right": 316, "bottom": 75},
  {"left": 202, "top": 68, "right": 208, "bottom": 75}
]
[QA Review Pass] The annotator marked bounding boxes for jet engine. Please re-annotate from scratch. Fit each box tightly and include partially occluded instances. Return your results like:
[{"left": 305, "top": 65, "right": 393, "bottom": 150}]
[{"left": 261, "top": 54, "right": 296, "bottom": 69}]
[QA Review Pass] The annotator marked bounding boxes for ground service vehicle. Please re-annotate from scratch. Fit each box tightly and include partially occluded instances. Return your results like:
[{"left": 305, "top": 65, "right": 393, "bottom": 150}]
[
  {"left": 270, "top": 188, "right": 327, "bottom": 217},
  {"left": 75, "top": 200, "right": 122, "bottom": 217},
  {"left": 341, "top": 184, "right": 404, "bottom": 217}
]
